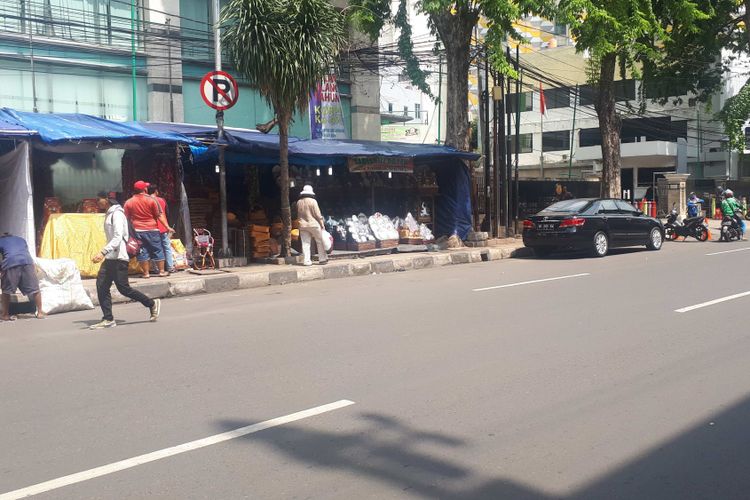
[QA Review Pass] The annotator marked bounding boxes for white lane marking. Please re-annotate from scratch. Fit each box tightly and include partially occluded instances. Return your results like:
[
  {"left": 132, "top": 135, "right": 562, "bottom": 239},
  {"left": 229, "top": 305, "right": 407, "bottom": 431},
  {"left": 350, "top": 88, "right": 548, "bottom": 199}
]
[
  {"left": 0, "top": 400, "right": 355, "bottom": 500},
  {"left": 706, "top": 247, "right": 750, "bottom": 256},
  {"left": 473, "top": 273, "right": 590, "bottom": 292},
  {"left": 675, "top": 291, "right": 750, "bottom": 313}
]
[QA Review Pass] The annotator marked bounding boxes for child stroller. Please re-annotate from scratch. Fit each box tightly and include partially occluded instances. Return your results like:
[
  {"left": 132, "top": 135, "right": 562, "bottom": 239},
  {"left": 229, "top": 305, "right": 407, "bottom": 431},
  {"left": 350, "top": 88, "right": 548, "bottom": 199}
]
[{"left": 192, "top": 228, "right": 216, "bottom": 270}]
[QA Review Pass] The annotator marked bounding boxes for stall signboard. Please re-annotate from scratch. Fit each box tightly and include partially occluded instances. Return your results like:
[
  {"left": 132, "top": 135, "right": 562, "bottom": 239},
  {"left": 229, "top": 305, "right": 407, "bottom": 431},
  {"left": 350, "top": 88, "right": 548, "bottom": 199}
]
[
  {"left": 200, "top": 71, "right": 239, "bottom": 111},
  {"left": 347, "top": 156, "right": 415, "bottom": 173},
  {"left": 309, "top": 74, "right": 348, "bottom": 140}
]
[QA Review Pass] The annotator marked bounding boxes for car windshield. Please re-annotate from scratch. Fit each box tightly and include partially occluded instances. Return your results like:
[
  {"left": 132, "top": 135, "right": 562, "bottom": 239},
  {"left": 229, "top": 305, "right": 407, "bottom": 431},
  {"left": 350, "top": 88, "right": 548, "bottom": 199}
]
[{"left": 539, "top": 200, "right": 590, "bottom": 214}]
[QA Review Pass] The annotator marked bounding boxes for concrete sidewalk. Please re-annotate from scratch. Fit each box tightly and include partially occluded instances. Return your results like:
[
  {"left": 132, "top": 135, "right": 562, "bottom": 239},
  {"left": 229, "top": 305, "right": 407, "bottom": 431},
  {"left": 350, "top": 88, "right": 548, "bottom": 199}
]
[{"left": 83, "top": 239, "right": 528, "bottom": 307}]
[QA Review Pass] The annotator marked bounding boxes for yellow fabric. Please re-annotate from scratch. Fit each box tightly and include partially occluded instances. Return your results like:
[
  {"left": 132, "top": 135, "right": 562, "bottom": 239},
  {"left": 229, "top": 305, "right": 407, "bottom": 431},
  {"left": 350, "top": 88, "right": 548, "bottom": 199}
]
[
  {"left": 39, "top": 213, "right": 106, "bottom": 278},
  {"left": 39, "top": 213, "right": 140, "bottom": 278}
]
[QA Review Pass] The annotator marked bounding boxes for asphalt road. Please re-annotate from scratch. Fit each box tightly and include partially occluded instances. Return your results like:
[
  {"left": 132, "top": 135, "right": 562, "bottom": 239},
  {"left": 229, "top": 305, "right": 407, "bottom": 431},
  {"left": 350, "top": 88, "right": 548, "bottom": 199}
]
[{"left": 3, "top": 238, "right": 750, "bottom": 499}]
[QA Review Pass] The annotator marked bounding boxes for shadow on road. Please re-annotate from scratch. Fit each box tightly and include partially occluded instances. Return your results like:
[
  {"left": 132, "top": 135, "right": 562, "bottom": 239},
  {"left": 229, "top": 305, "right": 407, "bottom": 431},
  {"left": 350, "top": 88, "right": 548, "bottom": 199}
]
[{"left": 217, "top": 395, "right": 750, "bottom": 499}]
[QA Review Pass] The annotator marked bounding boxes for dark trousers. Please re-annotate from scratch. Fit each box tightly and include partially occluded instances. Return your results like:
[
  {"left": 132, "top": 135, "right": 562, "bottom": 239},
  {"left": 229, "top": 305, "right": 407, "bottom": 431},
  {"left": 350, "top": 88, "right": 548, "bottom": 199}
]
[{"left": 96, "top": 260, "right": 154, "bottom": 321}]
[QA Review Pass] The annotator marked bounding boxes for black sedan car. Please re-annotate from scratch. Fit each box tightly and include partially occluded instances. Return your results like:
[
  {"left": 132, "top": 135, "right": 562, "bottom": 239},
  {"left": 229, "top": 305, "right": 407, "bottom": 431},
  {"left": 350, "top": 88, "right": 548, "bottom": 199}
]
[{"left": 523, "top": 198, "right": 664, "bottom": 257}]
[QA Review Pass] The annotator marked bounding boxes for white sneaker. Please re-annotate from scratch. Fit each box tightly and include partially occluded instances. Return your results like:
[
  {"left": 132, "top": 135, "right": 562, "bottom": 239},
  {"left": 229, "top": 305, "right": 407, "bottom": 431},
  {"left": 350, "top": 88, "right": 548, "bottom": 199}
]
[{"left": 90, "top": 319, "right": 116, "bottom": 330}]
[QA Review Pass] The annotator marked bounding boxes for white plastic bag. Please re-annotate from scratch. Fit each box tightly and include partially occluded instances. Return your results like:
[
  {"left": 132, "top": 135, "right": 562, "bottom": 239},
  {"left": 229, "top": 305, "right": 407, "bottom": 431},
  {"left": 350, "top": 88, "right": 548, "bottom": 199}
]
[
  {"left": 34, "top": 258, "right": 94, "bottom": 315},
  {"left": 321, "top": 229, "right": 334, "bottom": 253}
]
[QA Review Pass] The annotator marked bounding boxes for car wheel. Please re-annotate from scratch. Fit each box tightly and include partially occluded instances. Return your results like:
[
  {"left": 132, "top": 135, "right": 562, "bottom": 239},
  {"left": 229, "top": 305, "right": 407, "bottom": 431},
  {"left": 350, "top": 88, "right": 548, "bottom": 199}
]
[
  {"left": 646, "top": 227, "right": 663, "bottom": 250},
  {"left": 592, "top": 231, "right": 609, "bottom": 257}
]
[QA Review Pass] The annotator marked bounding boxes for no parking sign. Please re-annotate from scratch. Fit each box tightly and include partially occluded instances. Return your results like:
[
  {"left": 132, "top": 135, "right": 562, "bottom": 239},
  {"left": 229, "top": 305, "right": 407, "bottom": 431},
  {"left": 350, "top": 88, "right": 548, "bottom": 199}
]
[{"left": 200, "top": 71, "right": 239, "bottom": 111}]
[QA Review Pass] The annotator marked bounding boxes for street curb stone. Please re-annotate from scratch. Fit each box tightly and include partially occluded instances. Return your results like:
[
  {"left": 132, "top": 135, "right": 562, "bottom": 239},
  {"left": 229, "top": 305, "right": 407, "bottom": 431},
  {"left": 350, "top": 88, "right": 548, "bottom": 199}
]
[
  {"left": 171, "top": 279, "right": 206, "bottom": 297},
  {"left": 134, "top": 282, "right": 171, "bottom": 299},
  {"left": 451, "top": 252, "right": 471, "bottom": 265},
  {"left": 322, "top": 264, "right": 351, "bottom": 280},
  {"left": 238, "top": 273, "right": 270, "bottom": 288},
  {"left": 394, "top": 259, "right": 414, "bottom": 271},
  {"left": 433, "top": 254, "right": 452, "bottom": 266},
  {"left": 297, "top": 267, "right": 324, "bottom": 282},
  {"left": 372, "top": 260, "right": 396, "bottom": 274},
  {"left": 269, "top": 270, "right": 299, "bottom": 286},
  {"left": 204, "top": 275, "right": 240, "bottom": 294},
  {"left": 412, "top": 256, "right": 434, "bottom": 269},
  {"left": 351, "top": 262, "right": 372, "bottom": 276}
]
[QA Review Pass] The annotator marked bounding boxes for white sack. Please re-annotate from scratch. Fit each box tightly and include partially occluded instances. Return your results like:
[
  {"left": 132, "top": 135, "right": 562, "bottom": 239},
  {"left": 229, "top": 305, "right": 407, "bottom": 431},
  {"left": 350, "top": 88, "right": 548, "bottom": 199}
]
[{"left": 35, "top": 257, "right": 94, "bottom": 314}]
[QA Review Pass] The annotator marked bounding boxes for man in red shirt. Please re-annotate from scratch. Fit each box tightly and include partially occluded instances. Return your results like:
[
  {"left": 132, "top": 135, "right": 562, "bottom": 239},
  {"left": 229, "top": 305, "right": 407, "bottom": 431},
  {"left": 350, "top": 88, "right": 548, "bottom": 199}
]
[
  {"left": 148, "top": 185, "right": 175, "bottom": 273},
  {"left": 124, "top": 181, "right": 174, "bottom": 278}
]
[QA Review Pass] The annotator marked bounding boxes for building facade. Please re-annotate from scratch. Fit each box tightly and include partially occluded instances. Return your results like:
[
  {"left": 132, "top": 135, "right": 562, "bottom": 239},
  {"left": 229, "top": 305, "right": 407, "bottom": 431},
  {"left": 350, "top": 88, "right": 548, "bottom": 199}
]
[
  {"left": 510, "top": 42, "right": 750, "bottom": 195},
  {"left": 0, "top": 0, "right": 380, "bottom": 139}
]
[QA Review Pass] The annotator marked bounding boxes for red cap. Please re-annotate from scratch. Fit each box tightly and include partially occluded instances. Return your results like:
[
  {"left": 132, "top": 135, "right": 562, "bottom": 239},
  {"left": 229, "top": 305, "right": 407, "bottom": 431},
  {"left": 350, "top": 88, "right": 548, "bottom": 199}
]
[{"left": 133, "top": 180, "right": 150, "bottom": 191}]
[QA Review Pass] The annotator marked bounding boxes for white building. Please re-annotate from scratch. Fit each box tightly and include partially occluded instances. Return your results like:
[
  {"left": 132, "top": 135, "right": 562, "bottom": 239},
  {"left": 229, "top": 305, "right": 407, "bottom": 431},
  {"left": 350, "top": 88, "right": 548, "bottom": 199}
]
[
  {"left": 378, "top": 0, "right": 445, "bottom": 144},
  {"left": 510, "top": 36, "right": 750, "bottom": 194}
]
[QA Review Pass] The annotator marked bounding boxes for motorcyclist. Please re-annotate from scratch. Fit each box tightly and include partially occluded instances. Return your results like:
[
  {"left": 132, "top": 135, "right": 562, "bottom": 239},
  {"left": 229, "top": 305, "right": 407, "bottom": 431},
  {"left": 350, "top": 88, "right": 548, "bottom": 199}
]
[
  {"left": 721, "top": 189, "right": 745, "bottom": 238},
  {"left": 687, "top": 193, "right": 704, "bottom": 218}
]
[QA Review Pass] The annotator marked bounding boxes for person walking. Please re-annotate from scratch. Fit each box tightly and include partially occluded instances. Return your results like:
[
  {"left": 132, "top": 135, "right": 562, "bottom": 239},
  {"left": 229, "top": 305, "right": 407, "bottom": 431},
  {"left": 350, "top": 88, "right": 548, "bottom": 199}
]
[
  {"left": 148, "top": 185, "right": 175, "bottom": 274},
  {"left": 296, "top": 185, "right": 328, "bottom": 266},
  {"left": 0, "top": 233, "right": 44, "bottom": 321},
  {"left": 124, "top": 180, "right": 174, "bottom": 278},
  {"left": 90, "top": 192, "right": 160, "bottom": 329}
]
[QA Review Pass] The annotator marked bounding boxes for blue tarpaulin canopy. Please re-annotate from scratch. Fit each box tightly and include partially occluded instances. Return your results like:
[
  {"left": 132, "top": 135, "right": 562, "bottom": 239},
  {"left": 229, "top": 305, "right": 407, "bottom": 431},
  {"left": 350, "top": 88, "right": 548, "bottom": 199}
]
[
  {"left": 141, "top": 122, "right": 479, "bottom": 166},
  {"left": 0, "top": 109, "right": 200, "bottom": 150},
  {"left": 142, "top": 122, "right": 477, "bottom": 239}
]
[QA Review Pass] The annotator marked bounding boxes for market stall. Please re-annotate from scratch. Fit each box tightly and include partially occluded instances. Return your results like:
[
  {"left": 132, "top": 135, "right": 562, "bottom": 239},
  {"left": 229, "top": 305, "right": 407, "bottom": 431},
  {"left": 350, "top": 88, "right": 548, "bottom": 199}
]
[
  {"left": 0, "top": 108, "right": 199, "bottom": 275},
  {"left": 142, "top": 122, "right": 478, "bottom": 262}
]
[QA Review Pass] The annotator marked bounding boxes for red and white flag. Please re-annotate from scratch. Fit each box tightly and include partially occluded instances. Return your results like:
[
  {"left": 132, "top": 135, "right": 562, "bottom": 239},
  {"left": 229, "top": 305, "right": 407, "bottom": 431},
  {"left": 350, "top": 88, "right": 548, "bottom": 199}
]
[{"left": 539, "top": 82, "right": 546, "bottom": 115}]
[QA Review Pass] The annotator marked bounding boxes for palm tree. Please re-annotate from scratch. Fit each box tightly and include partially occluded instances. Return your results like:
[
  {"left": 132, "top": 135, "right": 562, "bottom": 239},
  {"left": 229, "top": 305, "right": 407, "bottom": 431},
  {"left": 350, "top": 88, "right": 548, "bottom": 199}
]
[{"left": 222, "top": 0, "right": 345, "bottom": 256}]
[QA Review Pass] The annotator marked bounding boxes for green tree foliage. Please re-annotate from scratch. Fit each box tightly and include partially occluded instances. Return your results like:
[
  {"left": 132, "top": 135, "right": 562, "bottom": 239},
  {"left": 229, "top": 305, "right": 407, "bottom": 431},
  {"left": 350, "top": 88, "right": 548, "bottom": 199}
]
[
  {"left": 350, "top": 0, "right": 550, "bottom": 150},
  {"left": 222, "top": 0, "right": 345, "bottom": 255},
  {"left": 557, "top": 0, "right": 713, "bottom": 197}
]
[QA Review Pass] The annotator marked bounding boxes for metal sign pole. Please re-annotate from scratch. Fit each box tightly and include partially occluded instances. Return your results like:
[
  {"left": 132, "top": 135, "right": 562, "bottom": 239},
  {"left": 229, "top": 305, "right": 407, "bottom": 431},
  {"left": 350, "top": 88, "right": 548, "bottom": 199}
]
[{"left": 212, "top": 0, "right": 230, "bottom": 258}]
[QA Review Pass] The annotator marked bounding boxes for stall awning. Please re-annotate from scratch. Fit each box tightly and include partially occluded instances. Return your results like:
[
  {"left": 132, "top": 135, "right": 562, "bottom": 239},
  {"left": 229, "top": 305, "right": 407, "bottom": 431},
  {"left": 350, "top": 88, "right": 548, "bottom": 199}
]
[
  {"left": 0, "top": 109, "right": 201, "bottom": 150},
  {"left": 142, "top": 122, "right": 479, "bottom": 166}
]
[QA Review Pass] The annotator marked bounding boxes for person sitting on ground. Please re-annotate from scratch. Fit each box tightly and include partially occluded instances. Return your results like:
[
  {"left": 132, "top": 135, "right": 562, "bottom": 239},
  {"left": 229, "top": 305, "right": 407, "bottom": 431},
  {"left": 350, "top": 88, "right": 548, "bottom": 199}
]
[
  {"left": 90, "top": 192, "right": 160, "bottom": 329},
  {"left": 124, "top": 181, "right": 174, "bottom": 278},
  {"left": 0, "top": 233, "right": 44, "bottom": 321}
]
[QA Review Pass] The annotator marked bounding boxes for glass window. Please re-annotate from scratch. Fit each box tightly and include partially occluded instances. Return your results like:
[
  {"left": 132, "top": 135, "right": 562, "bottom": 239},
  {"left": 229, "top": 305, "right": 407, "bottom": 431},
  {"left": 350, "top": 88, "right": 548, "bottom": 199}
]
[
  {"left": 615, "top": 200, "right": 640, "bottom": 214},
  {"left": 509, "top": 134, "right": 533, "bottom": 154},
  {"left": 545, "top": 87, "right": 570, "bottom": 109},
  {"left": 542, "top": 130, "right": 570, "bottom": 152},
  {"left": 507, "top": 92, "right": 533, "bottom": 113},
  {"left": 542, "top": 199, "right": 590, "bottom": 213},
  {"left": 598, "top": 200, "right": 619, "bottom": 214}
]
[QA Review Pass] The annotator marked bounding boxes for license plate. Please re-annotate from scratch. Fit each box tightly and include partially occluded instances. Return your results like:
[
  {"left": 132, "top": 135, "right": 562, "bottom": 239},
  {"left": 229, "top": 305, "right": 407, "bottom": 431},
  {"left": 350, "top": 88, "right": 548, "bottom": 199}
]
[{"left": 538, "top": 223, "right": 555, "bottom": 231}]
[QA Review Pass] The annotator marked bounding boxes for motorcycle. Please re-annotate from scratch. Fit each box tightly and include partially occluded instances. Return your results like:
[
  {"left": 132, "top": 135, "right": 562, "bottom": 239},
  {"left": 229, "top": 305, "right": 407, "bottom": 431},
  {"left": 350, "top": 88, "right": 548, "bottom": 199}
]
[
  {"left": 664, "top": 206, "right": 709, "bottom": 241},
  {"left": 719, "top": 209, "right": 744, "bottom": 242}
]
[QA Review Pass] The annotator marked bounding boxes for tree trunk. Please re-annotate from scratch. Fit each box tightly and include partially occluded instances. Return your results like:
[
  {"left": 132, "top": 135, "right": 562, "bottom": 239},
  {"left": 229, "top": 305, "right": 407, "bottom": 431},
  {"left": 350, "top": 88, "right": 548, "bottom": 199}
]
[
  {"left": 595, "top": 53, "right": 622, "bottom": 198},
  {"left": 431, "top": 9, "right": 477, "bottom": 151},
  {"left": 278, "top": 110, "right": 292, "bottom": 257},
  {"left": 745, "top": 0, "right": 750, "bottom": 47},
  {"left": 444, "top": 39, "right": 472, "bottom": 151}
]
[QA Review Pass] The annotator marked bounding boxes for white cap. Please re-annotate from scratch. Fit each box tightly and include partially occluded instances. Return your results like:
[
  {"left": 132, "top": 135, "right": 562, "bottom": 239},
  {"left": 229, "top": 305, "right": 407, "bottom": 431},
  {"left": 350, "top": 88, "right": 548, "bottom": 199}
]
[{"left": 300, "top": 185, "right": 315, "bottom": 196}]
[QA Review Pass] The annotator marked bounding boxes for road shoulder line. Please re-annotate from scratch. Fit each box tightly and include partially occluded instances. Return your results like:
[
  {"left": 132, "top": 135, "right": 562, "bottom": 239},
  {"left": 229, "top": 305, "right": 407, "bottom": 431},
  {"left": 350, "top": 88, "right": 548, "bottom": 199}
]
[{"left": 0, "top": 400, "right": 355, "bottom": 500}]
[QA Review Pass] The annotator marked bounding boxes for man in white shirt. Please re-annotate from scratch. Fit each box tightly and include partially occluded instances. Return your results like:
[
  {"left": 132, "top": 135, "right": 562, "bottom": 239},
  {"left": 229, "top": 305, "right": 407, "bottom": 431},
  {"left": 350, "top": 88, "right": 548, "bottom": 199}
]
[{"left": 89, "top": 192, "right": 160, "bottom": 329}]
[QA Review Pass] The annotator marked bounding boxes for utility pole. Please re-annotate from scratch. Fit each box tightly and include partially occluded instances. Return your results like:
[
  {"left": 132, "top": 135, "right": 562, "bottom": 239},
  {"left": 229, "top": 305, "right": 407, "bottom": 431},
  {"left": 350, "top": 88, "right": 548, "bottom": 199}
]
[
  {"left": 166, "top": 18, "right": 175, "bottom": 122},
  {"left": 514, "top": 47, "right": 521, "bottom": 228},
  {"left": 568, "top": 84, "right": 578, "bottom": 179},
  {"left": 505, "top": 46, "right": 513, "bottom": 237},
  {"left": 130, "top": 0, "right": 137, "bottom": 120},
  {"left": 213, "top": 0, "right": 230, "bottom": 257}
]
